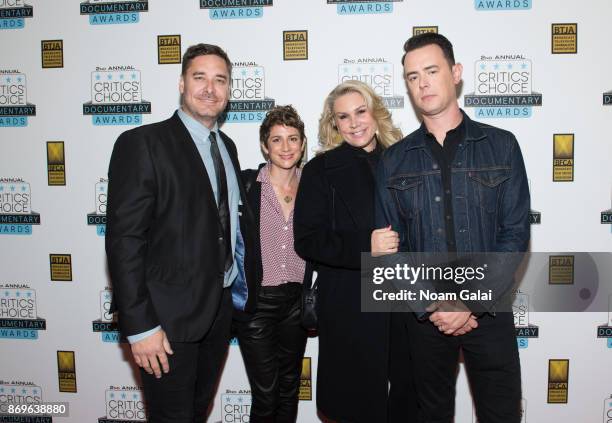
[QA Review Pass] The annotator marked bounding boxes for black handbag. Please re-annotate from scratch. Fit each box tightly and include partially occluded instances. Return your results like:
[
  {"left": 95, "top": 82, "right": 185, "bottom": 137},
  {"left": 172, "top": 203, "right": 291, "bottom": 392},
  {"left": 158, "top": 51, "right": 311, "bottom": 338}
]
[{"left": 301, "top": 263, "right": 318, "bottom": 331}]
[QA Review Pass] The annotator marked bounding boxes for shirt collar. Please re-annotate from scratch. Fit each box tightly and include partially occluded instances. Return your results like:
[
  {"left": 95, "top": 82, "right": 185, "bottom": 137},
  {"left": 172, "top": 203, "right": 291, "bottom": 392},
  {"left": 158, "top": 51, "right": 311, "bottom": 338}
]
[
  {"left": 256, "top": 162, "right": 302, "bottom": 184},
  {"left": 177, "top": 107, "right": 219, "bottom": 143}
]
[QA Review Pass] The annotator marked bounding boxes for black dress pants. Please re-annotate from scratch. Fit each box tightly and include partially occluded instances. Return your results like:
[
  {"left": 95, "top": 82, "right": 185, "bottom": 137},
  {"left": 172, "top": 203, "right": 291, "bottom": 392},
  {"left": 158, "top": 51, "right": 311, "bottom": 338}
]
[
  {"left": 140, "top": 288, "right": 233, "bottom": 423},
  {"left": 234, "top": 282, "right": 307, "bottom": 423},
  {"left": 405, "top": 312, "right": 521, "bottom": 423}
]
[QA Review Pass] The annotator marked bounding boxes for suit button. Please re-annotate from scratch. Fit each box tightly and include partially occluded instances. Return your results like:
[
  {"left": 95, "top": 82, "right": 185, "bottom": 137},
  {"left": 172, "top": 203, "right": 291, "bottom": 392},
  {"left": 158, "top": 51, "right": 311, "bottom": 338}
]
[{"left": 218, "top": 236, "right": 223, "bottom": 242}]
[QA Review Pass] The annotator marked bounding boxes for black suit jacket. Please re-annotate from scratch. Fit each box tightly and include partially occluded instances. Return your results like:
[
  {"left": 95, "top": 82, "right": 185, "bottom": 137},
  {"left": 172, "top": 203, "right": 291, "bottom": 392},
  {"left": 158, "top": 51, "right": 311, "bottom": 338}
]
[{"left": 105, "top": 112, "right": 256, "bottom": 342}]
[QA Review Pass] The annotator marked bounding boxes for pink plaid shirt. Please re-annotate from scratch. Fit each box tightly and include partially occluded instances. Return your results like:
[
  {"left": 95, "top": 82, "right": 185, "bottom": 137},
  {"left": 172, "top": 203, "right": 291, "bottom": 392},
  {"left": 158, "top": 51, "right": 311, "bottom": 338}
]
[{"left": 257, "top": 164, "right": 306, "bottom": 287}]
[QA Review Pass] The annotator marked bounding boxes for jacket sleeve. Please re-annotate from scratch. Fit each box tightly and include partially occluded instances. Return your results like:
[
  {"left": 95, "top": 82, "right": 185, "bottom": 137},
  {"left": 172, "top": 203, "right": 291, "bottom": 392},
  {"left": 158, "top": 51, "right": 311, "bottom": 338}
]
[
  {"left": 495, "top": 135, "right": 531, "bottom": 253},
  {"left": 294, "top": 159, "right": 362, "bottom": 270},
  {"left": 105, "top": 130, "right": 160, "bottom": 337}
]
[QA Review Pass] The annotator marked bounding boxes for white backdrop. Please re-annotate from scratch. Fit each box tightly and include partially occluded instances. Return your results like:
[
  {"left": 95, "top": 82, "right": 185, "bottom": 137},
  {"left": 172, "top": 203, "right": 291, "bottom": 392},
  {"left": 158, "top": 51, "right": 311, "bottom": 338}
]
[{"left": 1, "top": 1, "right": 611, "bottom": 422}]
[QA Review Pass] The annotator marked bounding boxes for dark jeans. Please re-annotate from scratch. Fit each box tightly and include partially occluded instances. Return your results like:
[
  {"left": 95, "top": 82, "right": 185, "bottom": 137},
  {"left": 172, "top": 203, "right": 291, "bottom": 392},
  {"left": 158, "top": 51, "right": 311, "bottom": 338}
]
[
  {"left": 404, "top": 312, "right": 521, "bottom": 423},
  {"left": 140, "top": 288, "right": 232, "bottom": 423},
  {"left": 234, "top": 282, "right": 307, "bottom": 423}
]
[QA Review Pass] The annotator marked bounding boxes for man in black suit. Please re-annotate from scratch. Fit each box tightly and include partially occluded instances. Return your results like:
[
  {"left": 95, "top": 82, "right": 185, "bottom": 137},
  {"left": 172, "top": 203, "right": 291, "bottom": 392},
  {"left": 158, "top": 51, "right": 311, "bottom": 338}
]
[{"left": 106, "top": 44, "right": 255, "bottom": 422}]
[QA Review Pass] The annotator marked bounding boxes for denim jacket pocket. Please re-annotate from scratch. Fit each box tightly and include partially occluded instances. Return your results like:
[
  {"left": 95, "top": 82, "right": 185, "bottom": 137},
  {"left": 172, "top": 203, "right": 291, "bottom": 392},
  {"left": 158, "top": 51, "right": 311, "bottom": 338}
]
[
  {"left": 387, "top": 175, "right": 423, "bottom": 217},
  {"left": 468, "top": 168, "right": 511, "bottom": 213}
]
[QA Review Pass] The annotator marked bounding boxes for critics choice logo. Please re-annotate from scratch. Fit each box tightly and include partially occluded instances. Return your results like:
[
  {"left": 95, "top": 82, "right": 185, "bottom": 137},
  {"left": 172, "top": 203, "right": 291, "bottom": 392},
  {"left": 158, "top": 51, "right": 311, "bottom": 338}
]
[
  {"left": 327, "top": 0, "right": 401, "bottom": 15},
  {"left": 0, "top": 179, "right": 40, "bottom": 235},
  {"left": 474, "top": 0, "right": 531, "bottom": 10},
  {"left": 200, "top": 0, "right": 272, "bottom": 20},
  {"left": 604, "top": 90, "right": 611, "bottom": 106},
  {"left": 0, "top": 0, "right": 33, "bottom": 30},
  {"left": 221, "top": 390, "right": 251, "bottom": 422},
  {"left": 80, "top": 0, "right": 148, "bottom": 25},
  {"left": 87, "top": 179, "right": 107, "bottom": 236},
  {"left": 223, "top": 61, "right": 274, "bottom": 123},
  {"left": 92, "top": 289, "right": 124, "bottom": 343},
  {"left": 464, "top": 55, "right": 542, "bottom": 119},
  {"left": 596, "top": 295, "right": 612, "bottom": 349},
  {"left": 0, "top": 381, "right": 52, "bottom": 423},
  {"left": 83, "top": 66, "right": 151, "bottom": 126},
  {"left": 513, "top": 291, "right": 539, "bottom": 349},
  {"left": 99, "top": 387, "right": 146, "bottom": 422},
  {"left": 0, "top": 284, "right": 46, "bottom": 340},
  {"left": 0, "top": 70, "right": 36, "bottom": 127},
  {"left": 339, "top": 58, "right": 404, "bottom": 109}
]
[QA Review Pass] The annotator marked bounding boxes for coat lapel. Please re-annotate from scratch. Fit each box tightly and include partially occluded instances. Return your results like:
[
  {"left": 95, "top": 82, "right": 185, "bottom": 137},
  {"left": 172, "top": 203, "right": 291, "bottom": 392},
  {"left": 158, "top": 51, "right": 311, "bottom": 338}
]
[{"left": 169, "top": 112, "right": 219, "bottom": 217}]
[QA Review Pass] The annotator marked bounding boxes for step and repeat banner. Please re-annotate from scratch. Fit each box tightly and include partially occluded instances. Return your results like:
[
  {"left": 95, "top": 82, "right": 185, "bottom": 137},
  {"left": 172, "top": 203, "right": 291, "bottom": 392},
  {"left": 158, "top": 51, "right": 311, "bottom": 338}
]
[{"left": 1, "top": 1, "right": 611, "bottom": 422}]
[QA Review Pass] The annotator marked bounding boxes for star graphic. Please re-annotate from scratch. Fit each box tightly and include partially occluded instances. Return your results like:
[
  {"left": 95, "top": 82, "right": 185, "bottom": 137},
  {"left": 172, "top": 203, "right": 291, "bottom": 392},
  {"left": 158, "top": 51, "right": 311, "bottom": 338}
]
[
  {"left": 110, "top": 393, "right": 115, "bottom": 399},
  {"left": 226, "top": 396, "right": 231, "bottom": 403},
  {"left": 254, "top": 69, "right": 260, "bottom": 76},
  {"left": 0, "top": 388, "right": 3, "bottom": 393},
  {"left": 521, "top": 63, "right": 527, "bottom": 69},
  {"left": 131, "top": 73, "right": 137, "bottom": 80},
  {"left": 480, "top": 63, "right": 486, "bottom": 70},
  {"left": 104, "top": 293, "right": 111, "bottom": 300},
  {"left": 493, "top": 63, "right": 499, "bottom": 70},
  {"left": 22, "top": 389, "right": 27, "bottom": 394},
  {"left": 4, "top": 291, "right": 8, "bottom": 297},
  {"left": 238, "top": 397, "right": 243, "bottom": 403},
  {"left": 33, "top": 389, "right": 38, "bottom": 395},
  {"left": 121, "top": 393, "right": 126, "bottom": 399},
  {"left": 95, "top": 74, "right": 101, "bottom": 80},
  {"left": 10, "top": 185, "right": 15, "bottom": 191},
  {"left": 384, "top": 66, "right": 389, "bottom": 73},
  {"left": 27, "top": 292, "right": 32, "bottom": 298},
  {"left": 11, "top": 388, "right": 16, "bottom": 393},
  {"left": 99, "top": 186, "right": 105, "bottom": 192},
  {"left": 21, "top": 185, "right": 27, "bottom": 192},
  {"left": 343, "top": 67, "right": 349, "bottom": 74},
  {"left": 120, "top": 74, "right": 125, "bottom": 80},
  {"left": 0, "top": 186, "right": 3, "bottom": 191},
  {"left": 133, "top": 393, "right": 138, "bottom": 400},
  {"left": 241, "top": 69, "right": 247, "bottom": 77},
  {"left": 6, "top": 77, "right": 11, "bottom": 83},
  {"left": 107, "top": 74, "right": 112, "bottom": 80},
  {"left": 17, "top": 77, "right": 22, "bottom": 83},
  {"left": 507, "top": 63, "right": 513, "bottom": 70},
  {"left": 16, "top": 292, "right": 20, "bottom": 297}
]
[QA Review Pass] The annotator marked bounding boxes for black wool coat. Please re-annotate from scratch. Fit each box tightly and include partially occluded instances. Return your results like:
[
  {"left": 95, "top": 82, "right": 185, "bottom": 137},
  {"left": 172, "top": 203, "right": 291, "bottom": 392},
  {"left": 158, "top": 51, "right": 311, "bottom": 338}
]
[{"left": 294, "top": 142, "right": 389, "bottom": 423}]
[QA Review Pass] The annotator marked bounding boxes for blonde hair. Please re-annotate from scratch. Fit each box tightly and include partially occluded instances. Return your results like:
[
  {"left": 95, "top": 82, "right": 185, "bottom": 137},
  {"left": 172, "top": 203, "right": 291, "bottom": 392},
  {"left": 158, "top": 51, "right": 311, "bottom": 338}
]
[{"left": 317, "top": 80, "right": 402, "bottom": 153}]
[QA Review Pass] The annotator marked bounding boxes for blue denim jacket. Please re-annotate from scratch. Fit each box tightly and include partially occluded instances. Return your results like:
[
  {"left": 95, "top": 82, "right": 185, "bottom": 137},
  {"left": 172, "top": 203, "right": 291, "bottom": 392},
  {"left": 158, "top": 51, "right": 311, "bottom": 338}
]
[{"left": 375, "top": 111, "right": 530, "bottom": 255}]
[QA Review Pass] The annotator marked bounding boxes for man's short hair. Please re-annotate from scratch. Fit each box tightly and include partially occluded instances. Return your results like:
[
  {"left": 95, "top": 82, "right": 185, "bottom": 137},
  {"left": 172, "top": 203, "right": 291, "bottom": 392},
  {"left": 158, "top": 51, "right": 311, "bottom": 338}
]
[
  {"left": 401, "top": 33, "right": 455, "bottom": 68},
  {"left": 181, "top": 43, "right": 232, "bottom": 77}
]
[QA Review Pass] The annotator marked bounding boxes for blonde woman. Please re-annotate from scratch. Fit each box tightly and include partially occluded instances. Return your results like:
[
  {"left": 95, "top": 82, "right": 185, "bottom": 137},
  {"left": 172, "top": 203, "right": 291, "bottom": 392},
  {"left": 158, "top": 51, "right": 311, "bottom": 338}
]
[{"left": 294, "top": 80, "right": 404, "bottom": 422}]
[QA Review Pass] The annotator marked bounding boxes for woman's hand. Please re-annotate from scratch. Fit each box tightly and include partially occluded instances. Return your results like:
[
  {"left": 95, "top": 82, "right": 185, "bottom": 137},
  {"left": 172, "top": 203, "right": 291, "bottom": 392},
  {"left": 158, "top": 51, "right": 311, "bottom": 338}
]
[{"left": 371, "top": 225, "right": 399, "bottom": 256}]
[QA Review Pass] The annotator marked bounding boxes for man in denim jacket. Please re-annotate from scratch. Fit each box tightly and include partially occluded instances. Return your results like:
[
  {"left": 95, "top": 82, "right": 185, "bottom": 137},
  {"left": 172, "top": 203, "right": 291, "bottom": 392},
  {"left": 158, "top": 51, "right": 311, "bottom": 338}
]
[{"left": 374, "top": 33, "right": 529, "bottom": 422}]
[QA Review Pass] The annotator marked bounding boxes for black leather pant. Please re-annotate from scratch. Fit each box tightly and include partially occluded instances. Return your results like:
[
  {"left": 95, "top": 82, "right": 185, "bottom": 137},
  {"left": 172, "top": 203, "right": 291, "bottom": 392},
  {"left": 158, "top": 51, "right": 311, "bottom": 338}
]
[{"left": 234, "top": 283, "right": 307, "bottom": 423}]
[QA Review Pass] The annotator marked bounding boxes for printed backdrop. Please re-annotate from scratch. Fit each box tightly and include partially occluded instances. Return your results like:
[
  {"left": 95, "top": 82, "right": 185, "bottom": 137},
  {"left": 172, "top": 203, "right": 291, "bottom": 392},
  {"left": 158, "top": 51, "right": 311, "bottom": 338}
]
[{"left": 1, "top": 1, "right": 611, "bottom": 422}]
